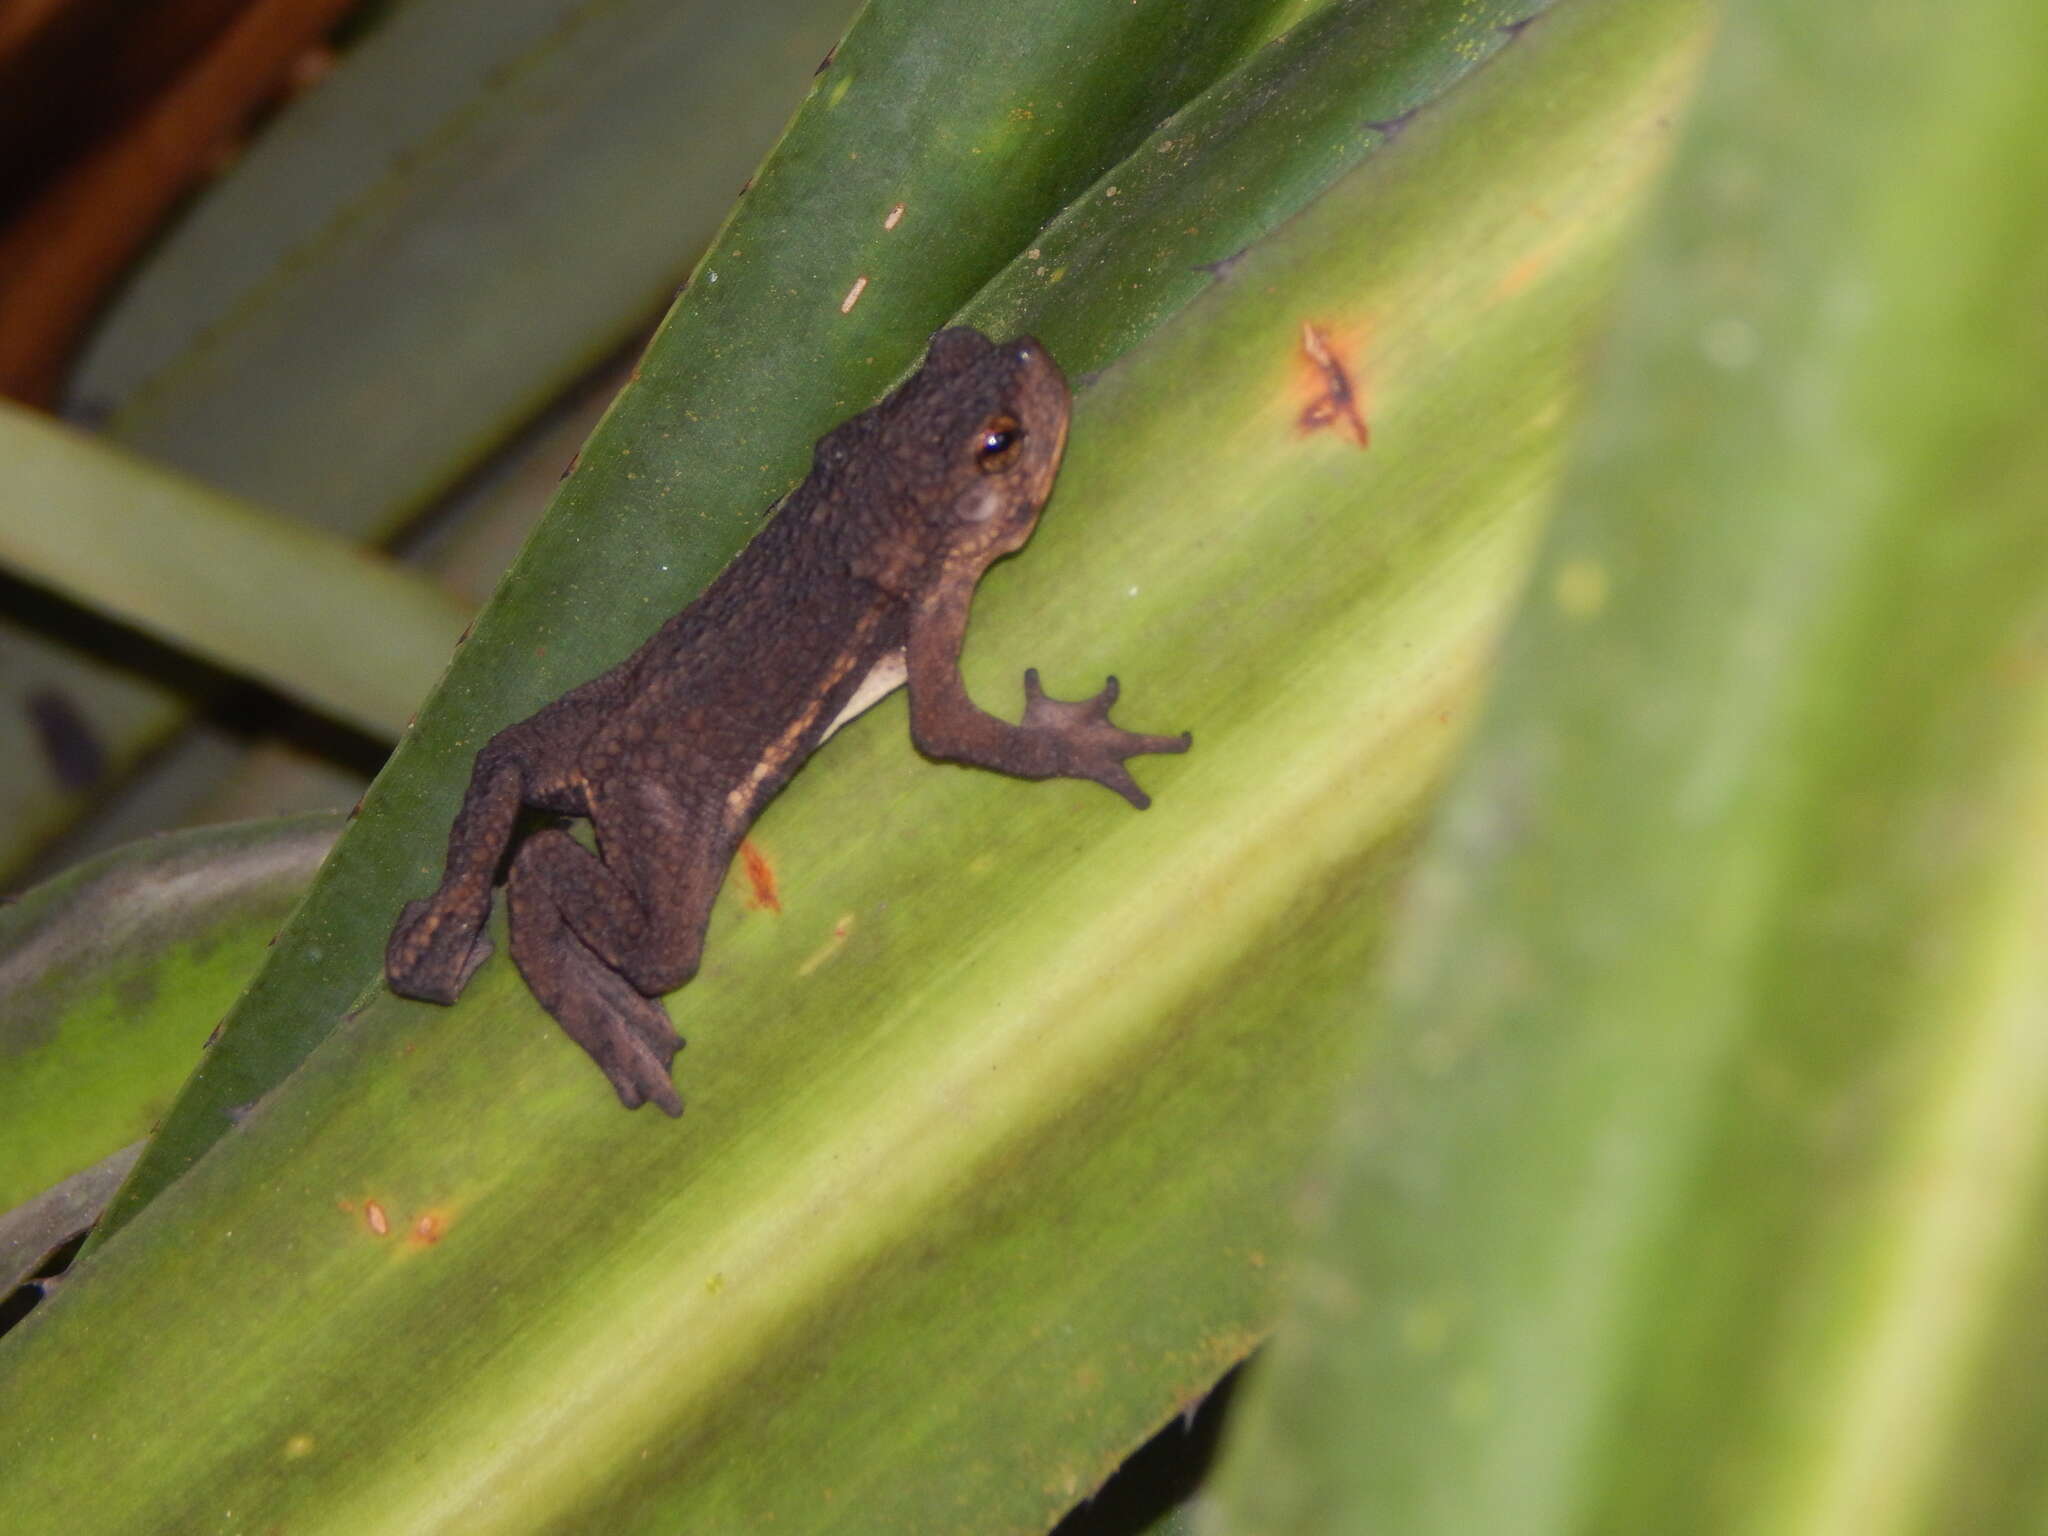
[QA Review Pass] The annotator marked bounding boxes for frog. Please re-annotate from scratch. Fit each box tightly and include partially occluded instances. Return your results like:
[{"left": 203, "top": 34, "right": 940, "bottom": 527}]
[{"left": 386, "top": 327, "right": 1189, "bottom": 1115}]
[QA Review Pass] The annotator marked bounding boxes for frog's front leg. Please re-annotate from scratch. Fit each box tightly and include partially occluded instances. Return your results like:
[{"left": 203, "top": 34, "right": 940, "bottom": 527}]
[
  {"left": 904, "top": 581, "right": 1190, "bottom": 808},
  {"left": 504, "top": 784, "right": 732, "bottom": 1115},
  {"left": 387, "top": 743, "right": 529, "bottom": 1003}
]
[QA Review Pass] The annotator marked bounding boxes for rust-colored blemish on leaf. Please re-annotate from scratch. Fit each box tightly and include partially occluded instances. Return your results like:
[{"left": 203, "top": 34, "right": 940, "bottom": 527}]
[
  {"left": 407, "top": 1211, "right": 449, "bottom": 1247},
  {"left": 740, "top": 839, "right": 782, "bottom": 912},
  {"left": 1295, "top": 321, "right": 1370, "bottom": 448},
  {"left": 364, "top": 1200, "right": 389, "bottom": 1237}
]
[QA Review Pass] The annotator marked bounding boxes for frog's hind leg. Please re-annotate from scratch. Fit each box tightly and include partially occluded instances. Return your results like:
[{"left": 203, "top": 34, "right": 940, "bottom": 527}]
[{"left": 503, "top": 826, "right": 700, "bottom": 1116}]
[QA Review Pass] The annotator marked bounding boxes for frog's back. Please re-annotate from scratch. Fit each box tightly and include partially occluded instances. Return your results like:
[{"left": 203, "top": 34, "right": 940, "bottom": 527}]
[
  {"left": 545, "top": 328, "right": 1028, "bottom": 791},
  {"left": 576, "top": 485, "right": 900, "bottom": 795}
]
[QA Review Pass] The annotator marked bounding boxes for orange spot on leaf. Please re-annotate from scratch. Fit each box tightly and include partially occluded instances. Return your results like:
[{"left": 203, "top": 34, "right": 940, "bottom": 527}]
[
  {"left": 408, "top": 1211, "right": 449, "bottom": 1247},
  {"left": 741, "top": 839, "right": 782, "bottom": 913},
  {"left": 364, "top": 1200, "right": 389, "bottom": 1237},
  {"left": 1295, "top": 321, "right": 1370, "bottom": 449}
]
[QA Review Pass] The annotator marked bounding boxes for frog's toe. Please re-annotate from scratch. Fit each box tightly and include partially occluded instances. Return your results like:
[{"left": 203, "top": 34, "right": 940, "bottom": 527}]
[
  {"left": 587, "top": 984, "right": 684, "bottom": 1118},
  {"left": 387, "top": 901, "right": 494, "bottom": 1003},
  {"left": 605, "top": 1038, "right": 685, "bottom": 1118}
]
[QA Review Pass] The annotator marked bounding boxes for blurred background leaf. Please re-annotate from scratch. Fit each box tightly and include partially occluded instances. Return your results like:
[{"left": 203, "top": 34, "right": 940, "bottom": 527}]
[
  {"left": 0, "top": 813, "right": 337, "bottom": 1286},
  {"left": 1201, "top": 0, "right": 2048, "bottom": 1530},
  {"left": 0, "top": 0, "right": 856, "bottom": 890},
  {"left": 0, "top": 0, "right": 1713, "bottom": 1530},
  {"left": 0, "top": 403, "right": 467, "bottom": 736}
]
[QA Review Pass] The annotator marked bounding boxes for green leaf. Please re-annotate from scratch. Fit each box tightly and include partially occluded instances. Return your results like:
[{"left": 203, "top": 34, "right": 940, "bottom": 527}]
[
  {"left": 87, "top": 0, "right": 1307, "bottom": 1241},
  {"left": 0, "top": 1145, "right": 142, "bottom": 1298},
  {"left": 73, "top": 0, "right": 863, "bottom": 533},
  {"left": 0, "top": 406, "right": 468, "bottom": 738},
  {"left": 966, "top": 0, "right": 1544, "bottom": 362},
  {"left": 0, "top": 816, "right": 336, "bottom": 1225},
  {"left": 0, "top": 0, "right": 1708, "bottom": 1526},
  {"left": 1202, "top": 0, "right": 2048, "bottom": 1530}
]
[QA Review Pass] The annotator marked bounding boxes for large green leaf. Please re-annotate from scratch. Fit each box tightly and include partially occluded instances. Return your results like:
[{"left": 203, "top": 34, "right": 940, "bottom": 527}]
[
  {"left": 97, "top": 0, "right": 1523, "bottom": 1240},
  {"left": 1202, "top": 0, "right": 2048, "bottom": 1530},
  {"left": 0, "top": 406, "right": 467, "bottom": 738},
  {"left": 0, "top": 0, "right": 1709, "bottom": 1526},
  {"left": 0, "top": 815, "right": 337, "bottom": 1280}
]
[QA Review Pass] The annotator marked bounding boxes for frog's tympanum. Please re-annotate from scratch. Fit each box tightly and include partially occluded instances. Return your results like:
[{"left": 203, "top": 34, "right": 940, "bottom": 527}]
[{"left": 387, "top": 328, "right": 1189, "bottom": 1115}]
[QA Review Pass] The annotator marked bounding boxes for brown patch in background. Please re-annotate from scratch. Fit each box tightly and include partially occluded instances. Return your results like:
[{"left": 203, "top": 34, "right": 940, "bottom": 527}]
[{"left": 0, "top": 0, "right": 364, "bottom": 405}]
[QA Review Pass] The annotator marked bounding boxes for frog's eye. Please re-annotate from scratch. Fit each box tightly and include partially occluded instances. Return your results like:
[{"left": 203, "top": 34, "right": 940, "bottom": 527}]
[{"left": 975, "top": 415, "right": 1024, "bottom": 474}]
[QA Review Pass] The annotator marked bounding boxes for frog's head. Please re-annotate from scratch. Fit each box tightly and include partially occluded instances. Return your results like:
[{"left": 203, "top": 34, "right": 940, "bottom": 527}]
[{"left": 890, "top": 326, "right": 1072, "bottom": 566}]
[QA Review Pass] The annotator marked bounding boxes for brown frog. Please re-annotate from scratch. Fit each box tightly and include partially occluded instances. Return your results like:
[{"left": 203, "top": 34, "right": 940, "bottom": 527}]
[{"left": 386, "top": 328, "right": 1189, "bottom": 1115}]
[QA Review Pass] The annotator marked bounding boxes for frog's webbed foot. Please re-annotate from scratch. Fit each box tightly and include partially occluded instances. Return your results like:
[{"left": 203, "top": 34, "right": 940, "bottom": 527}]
[
  {"left": 387, "top": 898, "right": 495, "bottom": 1004},
  {"left": 1021, "top": 669, "right": 1191, "bottom": 810},
  {"left": 563, "top": 965, "right": 686, "bottom": 1118},
  {"left": 505, "top": 829, "right": 689, "bottom": 1117}
]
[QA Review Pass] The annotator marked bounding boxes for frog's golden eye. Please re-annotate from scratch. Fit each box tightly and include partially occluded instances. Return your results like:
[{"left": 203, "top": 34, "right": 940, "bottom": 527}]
[{"left": 975, "top": 415, "right": 1024, "bottom": 474}]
